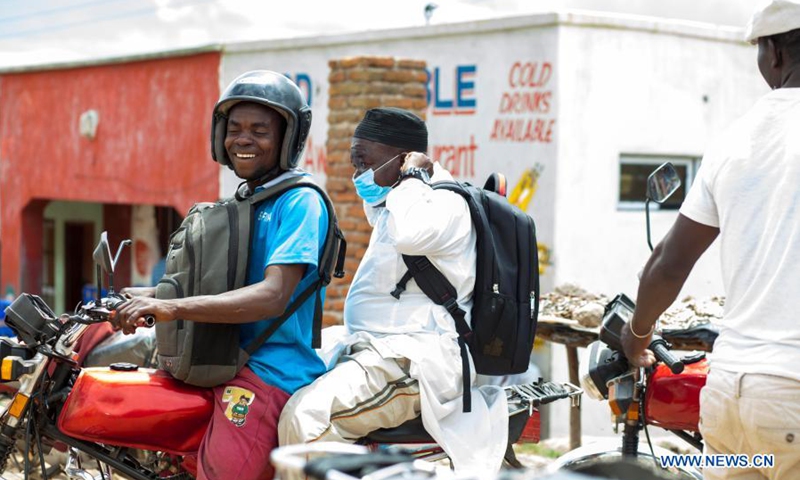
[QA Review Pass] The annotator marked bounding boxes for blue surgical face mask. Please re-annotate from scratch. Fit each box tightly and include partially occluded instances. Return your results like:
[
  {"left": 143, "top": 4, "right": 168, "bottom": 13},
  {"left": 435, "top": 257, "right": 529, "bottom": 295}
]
[{"left": 352, "top": 154, "right": 401, "bottom": 206}]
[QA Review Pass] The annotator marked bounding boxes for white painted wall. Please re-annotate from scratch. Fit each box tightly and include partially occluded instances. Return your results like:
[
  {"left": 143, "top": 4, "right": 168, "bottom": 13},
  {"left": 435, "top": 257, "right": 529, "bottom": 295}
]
[
  {"left": 553, "top": 15, "right": 766, "bottom": 299},
  {"left": 547, "top": 16, "right": 768, "bottom": 438}
]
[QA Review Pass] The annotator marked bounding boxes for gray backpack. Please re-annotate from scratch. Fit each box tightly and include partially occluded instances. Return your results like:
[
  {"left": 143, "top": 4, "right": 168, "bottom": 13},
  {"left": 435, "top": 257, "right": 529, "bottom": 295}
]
[{"left": 154, "top": 174, "right": 346, "bottom": 387}]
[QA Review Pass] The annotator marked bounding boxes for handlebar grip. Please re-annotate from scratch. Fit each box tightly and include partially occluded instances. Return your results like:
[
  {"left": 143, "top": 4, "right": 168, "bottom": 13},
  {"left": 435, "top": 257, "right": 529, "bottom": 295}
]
[
  {"left": 141, "top": 315, "right": 156, "bottom": 328},
  {"left": 649, "top": 338, "right": 684, "bottom": 374}
]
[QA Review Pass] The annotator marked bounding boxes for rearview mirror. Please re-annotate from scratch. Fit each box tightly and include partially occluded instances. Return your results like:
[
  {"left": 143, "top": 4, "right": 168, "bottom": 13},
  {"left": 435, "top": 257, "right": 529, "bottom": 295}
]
[
  {"left": 646, "top": 162, "right": 682, "bottom": 204},
  {"left": 91, "top": 232, "right": 131, "bottom": 299},
  {"left": 644, "top": 162, "right": 683, "bottom": 252},
  {"left": 92, "top": 232, "right": 114, "bottom": 274}
]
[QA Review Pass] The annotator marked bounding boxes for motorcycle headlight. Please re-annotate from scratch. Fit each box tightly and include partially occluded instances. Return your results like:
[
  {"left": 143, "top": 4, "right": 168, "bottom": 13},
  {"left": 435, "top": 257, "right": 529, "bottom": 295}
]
[{"left": 580, "top": 341, "right": 628, "bottom": 401}]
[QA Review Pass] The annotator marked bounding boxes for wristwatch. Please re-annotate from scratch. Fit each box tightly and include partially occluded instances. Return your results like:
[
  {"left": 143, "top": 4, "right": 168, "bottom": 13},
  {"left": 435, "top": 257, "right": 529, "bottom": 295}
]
[{"left": 398, "top": 167, "right": 431, "bottom": 184}]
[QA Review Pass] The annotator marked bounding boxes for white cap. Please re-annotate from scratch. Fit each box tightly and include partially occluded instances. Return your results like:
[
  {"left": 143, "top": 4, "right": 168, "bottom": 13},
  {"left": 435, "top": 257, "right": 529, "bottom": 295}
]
[{"left": 745, "top": 0, "right": 800, "bottom": 44}]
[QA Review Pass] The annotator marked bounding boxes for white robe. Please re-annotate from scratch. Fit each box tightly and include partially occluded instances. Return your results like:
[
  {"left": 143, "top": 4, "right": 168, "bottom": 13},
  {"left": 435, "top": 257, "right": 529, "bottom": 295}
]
[{"left": 324, "top": 163, "right": 508, "bottom": 476}]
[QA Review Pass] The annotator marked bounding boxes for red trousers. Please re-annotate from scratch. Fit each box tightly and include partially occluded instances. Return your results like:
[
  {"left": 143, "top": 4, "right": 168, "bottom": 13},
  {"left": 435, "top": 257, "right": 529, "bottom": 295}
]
[{"left": 197, "top": 367, "right": 290, "bottom": 480}]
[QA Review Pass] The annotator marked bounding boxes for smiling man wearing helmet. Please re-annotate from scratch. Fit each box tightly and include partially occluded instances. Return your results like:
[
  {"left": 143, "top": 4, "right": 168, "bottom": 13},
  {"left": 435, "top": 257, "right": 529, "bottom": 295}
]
[{"left": 118, "top": 71, "right": 328, "bottom": 480}]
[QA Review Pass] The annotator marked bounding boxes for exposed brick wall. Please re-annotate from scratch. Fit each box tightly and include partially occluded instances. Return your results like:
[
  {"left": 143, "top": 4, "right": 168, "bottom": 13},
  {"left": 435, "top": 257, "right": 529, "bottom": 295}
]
[{"left": 324, "top": 56, "right": 427, "bottom": 326}]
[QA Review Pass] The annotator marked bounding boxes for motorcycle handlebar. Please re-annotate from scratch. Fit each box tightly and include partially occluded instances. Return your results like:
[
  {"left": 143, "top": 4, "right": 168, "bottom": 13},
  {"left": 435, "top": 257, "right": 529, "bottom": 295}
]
[
  {"left": 78, "top": 298, "right": 156, "bottom": 329},
  {"left": 141, "top": 315, "right": 156, "bottom": 328},
  {"left": 110, "top": 295, "right": 155, "bottom": 327},
  {"left": 109, "top": 312, "right": 156, "bottom": 329},
  {"left": 649, "top": 337, "right": 684, "bottom": 374}
]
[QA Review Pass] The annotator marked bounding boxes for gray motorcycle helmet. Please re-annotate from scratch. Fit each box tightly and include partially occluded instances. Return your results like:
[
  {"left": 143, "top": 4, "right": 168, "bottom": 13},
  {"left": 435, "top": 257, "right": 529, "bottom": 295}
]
[{"left": 211, "top": 70, "right": 312, "bottom": 171}]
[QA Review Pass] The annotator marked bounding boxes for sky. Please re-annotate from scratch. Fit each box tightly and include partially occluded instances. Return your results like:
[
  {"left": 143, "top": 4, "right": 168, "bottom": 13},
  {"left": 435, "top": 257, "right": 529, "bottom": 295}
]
[{"left": 0, "top": 0, "right": 763, "bottom": 69}]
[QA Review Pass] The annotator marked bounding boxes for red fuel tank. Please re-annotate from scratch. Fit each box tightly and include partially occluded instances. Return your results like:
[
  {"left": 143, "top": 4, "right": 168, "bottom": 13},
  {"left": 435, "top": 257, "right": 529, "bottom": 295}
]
[
  {"left": 644, "top": 358, "right": 708, "bottom": 432},
  {"left": 58, "top": 368, "right": 213, "bottom": 455}
]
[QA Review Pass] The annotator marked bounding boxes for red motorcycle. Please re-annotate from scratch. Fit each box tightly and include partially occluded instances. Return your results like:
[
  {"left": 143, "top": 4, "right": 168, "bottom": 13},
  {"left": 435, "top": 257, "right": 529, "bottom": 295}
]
[
  {"left": 551, "top": 293, "right": 711, "bottom": 479},
  {"left": 0, "top": 232, "right": 581, "bottom": 479}
]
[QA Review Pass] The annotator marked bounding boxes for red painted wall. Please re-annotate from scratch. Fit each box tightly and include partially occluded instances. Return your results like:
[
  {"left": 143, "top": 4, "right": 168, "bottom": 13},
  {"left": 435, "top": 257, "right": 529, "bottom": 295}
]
[{"left": 0, "top": 52, "right": 221, "bottom": 295}]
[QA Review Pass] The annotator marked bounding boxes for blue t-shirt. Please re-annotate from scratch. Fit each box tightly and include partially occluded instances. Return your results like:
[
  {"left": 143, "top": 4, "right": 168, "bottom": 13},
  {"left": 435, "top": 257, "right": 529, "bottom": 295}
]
[{"left": 239, "top": 185, "right": 328, "bottom": 394}]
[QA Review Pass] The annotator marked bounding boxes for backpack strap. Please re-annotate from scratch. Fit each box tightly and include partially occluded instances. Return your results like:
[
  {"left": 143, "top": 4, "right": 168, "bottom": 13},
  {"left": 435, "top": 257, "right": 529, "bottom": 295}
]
[
  {"left": 243, "top": 276, "right": 327, "bottom": 355},
  {"left": 430, "top": 181, "right": 501, "bottom": 286},
  {"left": 244, "top": 176, "right": 347, "bottom": 285},
  {"left": 245, "top": 174, "right": 307, "bottom": 204},
  {"left": 397, "top": 254, "right": 473, "bottom": 413},
  {"left": 244, "top": 280, "right": 321, "bottom": 355},
  {"left": 239, "top": 175, "right": 346, "bottom": 352}
]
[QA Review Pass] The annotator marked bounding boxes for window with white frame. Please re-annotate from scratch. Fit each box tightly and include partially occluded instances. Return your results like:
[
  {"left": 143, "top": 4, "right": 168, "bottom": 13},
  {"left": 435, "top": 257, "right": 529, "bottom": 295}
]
[{"left": 618, "top": 155, "right": 700, "bottom": 210}]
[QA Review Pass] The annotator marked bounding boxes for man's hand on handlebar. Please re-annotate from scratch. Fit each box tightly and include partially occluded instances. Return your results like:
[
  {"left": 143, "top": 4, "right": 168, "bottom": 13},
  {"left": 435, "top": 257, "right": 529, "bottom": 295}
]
[
  {"left": 116, "top": 297, "right": 175, "bottom": 335},
  {"left": 620, "top": 322, "right": 656, "bottom": 368}
]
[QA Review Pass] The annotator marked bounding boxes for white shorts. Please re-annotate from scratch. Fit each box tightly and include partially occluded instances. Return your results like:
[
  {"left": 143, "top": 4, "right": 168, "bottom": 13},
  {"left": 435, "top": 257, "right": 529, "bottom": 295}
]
[{"left": 700, "top": 368, "right": 800, "bottom": 480}]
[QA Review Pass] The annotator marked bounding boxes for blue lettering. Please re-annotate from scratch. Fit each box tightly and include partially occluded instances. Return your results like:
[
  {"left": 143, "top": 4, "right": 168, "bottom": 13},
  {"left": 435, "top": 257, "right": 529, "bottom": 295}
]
[
  {"left": 425, "top": 69, "right": 432, "bottom": 107},
  {"left": 283, "top": 73, "right": 313, "bottom": 107},
  {"left": 428, "top": 65, "right": 478, "bottom": 114},
  {"left": 726, "top": 455, "right": 747, "bottom": 467},
  {"left": 662, "top": 454, "right": 779, "bottom": 469},
  {"left": 456, "top": 65, "right": 476, "bottom": 109},
  {"left": 659, "top": 456, "right": 678, "bottom": 468},
  {"left": 660, "top": 455, "right": 702, "bottom": 468},
  {"left": 754, "top": 454, "right": 775, "bottom": 468},
  {"left": 434, "top": 67, "right": 453, "bottom": 110}
]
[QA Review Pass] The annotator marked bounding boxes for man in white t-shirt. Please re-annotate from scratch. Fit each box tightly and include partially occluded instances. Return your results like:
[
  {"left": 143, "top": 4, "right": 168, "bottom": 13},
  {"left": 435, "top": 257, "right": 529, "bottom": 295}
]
[{"left": 621, "top": 1, "right": 800, "bottom": 478}]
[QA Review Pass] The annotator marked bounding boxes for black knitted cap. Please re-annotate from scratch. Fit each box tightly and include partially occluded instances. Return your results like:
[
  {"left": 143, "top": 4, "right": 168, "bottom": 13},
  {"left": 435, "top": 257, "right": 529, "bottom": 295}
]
[{"left": 353, "top": 107, "right": 427, "bottom": 152}]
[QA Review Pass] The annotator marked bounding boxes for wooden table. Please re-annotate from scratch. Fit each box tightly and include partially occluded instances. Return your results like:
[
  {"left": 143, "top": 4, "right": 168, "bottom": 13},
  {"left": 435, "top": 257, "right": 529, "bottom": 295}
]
[{"left": 536, "top": 316, "right": 594, "bottom": 450}]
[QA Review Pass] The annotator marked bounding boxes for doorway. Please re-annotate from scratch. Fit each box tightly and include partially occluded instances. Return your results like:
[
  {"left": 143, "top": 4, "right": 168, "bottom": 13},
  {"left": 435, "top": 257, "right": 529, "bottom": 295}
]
[{"left": 63, "top": 222, "right": 94, "bottom": 311}]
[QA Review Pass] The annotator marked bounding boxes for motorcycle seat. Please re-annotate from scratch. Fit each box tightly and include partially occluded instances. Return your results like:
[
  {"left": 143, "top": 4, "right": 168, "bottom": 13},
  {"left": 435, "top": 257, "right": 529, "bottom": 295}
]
[
  {"left": 361, "top": 415, "right": 432, "bottom": 444},
  {"left": 360, "top": 410, "right": 532, "bottom": 445},
  {"left": 359, "top": 380, "right": 571, "bottom": 445},
  {"left": 661, "top": 324, "right": 719, "bottom": 352},
  {"left": 359, "top": 378, "right": 576, "bottom": 444}
]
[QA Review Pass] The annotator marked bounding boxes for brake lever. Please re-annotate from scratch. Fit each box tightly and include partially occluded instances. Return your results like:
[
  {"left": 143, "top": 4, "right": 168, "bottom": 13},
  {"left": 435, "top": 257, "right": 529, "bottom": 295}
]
[
  {"left": 83, "top": 296, "right": 156, "bottom": 328},
  {"left": 77, "top": 304, "right": 114, "bottom": 323}
]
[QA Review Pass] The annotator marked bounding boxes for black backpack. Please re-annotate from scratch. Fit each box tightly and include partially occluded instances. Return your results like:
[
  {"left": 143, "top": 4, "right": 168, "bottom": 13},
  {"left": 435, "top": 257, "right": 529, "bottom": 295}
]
[{"left": 392, "top": 174, "right": 539, "bottom": 411}]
